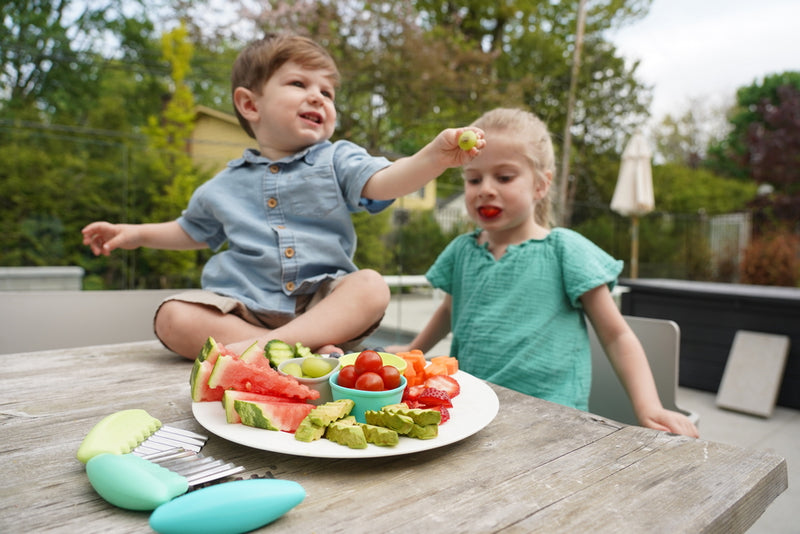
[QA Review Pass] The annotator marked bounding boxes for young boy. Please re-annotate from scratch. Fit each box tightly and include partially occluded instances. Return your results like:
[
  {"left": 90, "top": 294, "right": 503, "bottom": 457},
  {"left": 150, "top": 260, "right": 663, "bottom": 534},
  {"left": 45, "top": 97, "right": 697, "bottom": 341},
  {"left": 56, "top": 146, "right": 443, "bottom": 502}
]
[{"left": 82, "top": 33, "right": 484, "bottom": 359}]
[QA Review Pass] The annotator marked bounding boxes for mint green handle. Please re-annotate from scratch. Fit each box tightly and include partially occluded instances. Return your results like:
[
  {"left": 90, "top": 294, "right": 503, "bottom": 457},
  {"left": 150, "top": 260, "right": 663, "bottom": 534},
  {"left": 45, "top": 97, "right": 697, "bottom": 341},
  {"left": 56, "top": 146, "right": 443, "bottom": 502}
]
[
  {"left": 77, "top": 409, "right": 162, "bottom": 463},
  {"left": 149, "top": 479, "right": 306, "bottom": 534},
  {"left": 86, "top": 453, "right": 188, "bottom": 511}
]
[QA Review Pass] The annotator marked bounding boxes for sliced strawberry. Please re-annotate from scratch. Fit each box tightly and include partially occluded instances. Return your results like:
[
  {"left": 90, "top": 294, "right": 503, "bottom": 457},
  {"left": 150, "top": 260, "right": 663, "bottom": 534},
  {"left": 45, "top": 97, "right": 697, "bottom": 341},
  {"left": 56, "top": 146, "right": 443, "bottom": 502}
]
[
  {"left": 432, "top": 405, "right": 450, "bottom": 424},
  {"left": 402, "top": 384, "right": 426, "bottom": 403},
  {"left": 417, "top": 387, "right": 453, "bottom": 408},
  {"left": 424, "top": 375, "right": 460, "bottom": 398}
]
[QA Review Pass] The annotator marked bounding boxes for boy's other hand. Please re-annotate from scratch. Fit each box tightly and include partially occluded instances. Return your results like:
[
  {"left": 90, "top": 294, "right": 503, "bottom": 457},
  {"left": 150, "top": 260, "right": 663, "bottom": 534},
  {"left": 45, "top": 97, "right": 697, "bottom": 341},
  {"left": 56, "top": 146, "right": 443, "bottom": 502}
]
[{"left": 81, "top": 221, "right": 134, "bottom": 256}]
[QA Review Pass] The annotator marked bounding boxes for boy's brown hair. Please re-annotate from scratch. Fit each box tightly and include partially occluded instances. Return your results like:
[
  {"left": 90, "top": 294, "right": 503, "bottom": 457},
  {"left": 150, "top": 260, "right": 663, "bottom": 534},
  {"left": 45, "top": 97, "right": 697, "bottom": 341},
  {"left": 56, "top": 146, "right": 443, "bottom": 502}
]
[{"left": 231, "top": 33, "right": 340, "bottom": 138}]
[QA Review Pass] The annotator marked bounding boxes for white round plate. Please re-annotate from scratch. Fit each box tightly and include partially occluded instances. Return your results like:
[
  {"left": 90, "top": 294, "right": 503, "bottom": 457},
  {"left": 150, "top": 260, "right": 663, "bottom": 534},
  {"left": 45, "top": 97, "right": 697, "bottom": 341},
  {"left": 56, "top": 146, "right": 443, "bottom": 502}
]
[{"left": 192, "top": 370, "right": 499, "bottom": 459}]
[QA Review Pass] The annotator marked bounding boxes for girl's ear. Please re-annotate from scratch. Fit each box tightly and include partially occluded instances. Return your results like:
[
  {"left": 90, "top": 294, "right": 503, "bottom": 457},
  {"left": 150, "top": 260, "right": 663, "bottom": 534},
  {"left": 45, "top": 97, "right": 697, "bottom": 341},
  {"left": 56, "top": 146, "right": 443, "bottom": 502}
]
[
  {"left": 233, "top": 87, "right": 259, "bottom": 121},
  {"left": 535, "top": 170, "right": 553, "bottom": 200}
]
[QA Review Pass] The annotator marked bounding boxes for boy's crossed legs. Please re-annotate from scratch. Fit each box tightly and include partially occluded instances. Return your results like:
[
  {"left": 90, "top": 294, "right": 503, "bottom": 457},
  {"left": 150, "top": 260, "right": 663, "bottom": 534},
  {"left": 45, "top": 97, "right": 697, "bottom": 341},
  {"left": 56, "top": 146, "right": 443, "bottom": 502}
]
[{"left": 154, "top": 269, "right": 391, "bottom": 360}]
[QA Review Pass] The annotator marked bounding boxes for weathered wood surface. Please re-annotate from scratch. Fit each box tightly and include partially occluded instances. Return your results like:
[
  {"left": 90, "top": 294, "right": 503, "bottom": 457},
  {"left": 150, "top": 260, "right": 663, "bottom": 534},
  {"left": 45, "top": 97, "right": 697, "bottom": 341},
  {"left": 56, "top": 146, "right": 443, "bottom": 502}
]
[{"left": 1, "top": 341, "right": 787, "bottom": 533}]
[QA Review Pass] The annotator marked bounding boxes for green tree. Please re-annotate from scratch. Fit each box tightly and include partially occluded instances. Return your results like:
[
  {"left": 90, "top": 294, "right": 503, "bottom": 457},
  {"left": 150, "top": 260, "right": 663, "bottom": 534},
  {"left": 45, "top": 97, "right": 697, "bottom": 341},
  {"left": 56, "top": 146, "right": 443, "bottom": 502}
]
[
  {"left": 652, "top": 97, "right": 732, "bottom": 168},
  {"left": 352, "top": 210, "right": 393, "bottom": 273},
  {"left": 390, "top": 210, "right": 457, "bottom": 276},
  {"left": 136, "top": 24, "right": 209, "bottom": 289},
  {"left": 707, "top": 72, "right": 800, "bottom": 234}
]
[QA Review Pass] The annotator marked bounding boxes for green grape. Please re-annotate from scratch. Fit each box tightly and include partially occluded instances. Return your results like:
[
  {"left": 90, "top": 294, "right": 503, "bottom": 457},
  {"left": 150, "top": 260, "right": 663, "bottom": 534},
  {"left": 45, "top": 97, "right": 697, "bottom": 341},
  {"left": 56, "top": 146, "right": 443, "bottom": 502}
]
[
  {"left": 282, "top": 362, "right": 303, "bottom": 377},
  {"left": 458, "top": 130, "right": 478, "bottom": 151},
  {"left": 301, "top": 357, "right": 332, "bottom": 378}
]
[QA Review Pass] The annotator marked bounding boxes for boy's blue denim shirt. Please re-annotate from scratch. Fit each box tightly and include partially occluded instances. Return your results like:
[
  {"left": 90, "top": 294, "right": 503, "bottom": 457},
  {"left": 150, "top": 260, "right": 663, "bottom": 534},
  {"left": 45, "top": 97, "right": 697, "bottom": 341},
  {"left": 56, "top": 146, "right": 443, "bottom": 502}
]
[{"left": 177, "top": 140, "right": 393, "bottom": 316}]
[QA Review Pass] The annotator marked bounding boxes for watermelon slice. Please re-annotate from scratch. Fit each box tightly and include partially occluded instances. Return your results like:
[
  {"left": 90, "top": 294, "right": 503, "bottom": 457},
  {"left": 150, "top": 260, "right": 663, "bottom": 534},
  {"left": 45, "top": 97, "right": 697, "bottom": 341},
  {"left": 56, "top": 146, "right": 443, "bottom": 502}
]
[
  {"left": 238, "top": 342, "right": 271, "bottom": 370},
  {"left": 234, "top": 399, "right": 315, "bottom": 433},
  {"left": 197, "top": 337, "right": 224, "bottom": 363},
  {"left": 222, "top": 390, "right": 306, "bottom": 424},
  {"left": 208, "top": 355, "right": 319, "bottom": 401},
  {"left": 190, "top": 359, "right": 225, "bottom": 402}
]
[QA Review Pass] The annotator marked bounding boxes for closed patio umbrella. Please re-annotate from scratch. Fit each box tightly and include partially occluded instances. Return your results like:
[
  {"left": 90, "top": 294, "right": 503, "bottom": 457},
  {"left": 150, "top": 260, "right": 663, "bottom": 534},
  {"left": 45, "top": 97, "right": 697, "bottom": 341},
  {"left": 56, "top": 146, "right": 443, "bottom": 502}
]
[{"left": 610, "top": 130, "right": 654, "bottom": 278}]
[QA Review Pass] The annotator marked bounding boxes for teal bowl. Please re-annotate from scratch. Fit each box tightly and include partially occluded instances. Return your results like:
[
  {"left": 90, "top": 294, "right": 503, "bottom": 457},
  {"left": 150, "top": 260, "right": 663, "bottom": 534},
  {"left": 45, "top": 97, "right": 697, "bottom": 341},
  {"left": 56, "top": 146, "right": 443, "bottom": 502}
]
[{"left": 329, "top": 371, "right": 407, "bottom": 423}]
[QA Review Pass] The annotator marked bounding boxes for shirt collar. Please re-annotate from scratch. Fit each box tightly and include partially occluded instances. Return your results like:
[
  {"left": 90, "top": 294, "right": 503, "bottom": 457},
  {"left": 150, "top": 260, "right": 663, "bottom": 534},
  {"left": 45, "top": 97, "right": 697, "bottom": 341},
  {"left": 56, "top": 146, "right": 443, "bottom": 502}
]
[{"left": 230, "top": 141, "right": 332, "bottom": 168}]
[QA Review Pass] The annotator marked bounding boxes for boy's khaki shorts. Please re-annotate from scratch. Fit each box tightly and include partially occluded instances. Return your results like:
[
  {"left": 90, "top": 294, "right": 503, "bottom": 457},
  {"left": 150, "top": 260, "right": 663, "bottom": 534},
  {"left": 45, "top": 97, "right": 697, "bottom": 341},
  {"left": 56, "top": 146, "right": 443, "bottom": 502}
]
[{"left": 154, "top": 278, "right": 381, "bottom": 353}]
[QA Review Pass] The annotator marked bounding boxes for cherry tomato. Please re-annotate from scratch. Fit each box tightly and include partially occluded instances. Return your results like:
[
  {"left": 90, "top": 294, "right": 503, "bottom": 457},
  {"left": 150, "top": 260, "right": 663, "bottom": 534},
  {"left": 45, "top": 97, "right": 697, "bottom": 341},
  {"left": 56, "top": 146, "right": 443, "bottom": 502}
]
[
  {"left": 354, "top": 350, "right": 383, "bottom": 375},
  {"left": 337, "top": 365, "right": 358, "bottom": 389},
  {"left": 378, "top": 365, "right": 401, "bottom": 390},
  {"left": 354, "top": 371, "right": 384, "bottom": 391}
]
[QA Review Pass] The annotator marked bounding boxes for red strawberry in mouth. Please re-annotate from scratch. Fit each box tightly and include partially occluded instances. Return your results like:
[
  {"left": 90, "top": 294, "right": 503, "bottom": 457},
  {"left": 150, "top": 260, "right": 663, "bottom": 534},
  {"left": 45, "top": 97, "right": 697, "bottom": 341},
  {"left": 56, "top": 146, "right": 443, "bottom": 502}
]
[{"left": 478, "top": 206, "right": 501, "bottom": 219}]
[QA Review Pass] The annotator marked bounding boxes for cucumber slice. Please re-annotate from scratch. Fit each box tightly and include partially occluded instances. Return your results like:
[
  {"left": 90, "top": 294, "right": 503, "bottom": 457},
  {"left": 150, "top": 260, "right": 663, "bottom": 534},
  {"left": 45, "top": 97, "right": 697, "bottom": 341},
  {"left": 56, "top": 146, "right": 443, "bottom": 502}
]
[{"left": 265, "top": 339, "right": 294, "bottom": 368}]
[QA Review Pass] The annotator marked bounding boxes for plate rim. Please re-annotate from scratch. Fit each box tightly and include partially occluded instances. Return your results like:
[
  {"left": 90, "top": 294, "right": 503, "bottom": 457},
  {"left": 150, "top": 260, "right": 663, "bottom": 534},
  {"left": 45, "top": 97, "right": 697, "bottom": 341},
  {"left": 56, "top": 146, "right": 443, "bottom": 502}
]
[{"left": 192, "top": 370, "right": 499, "bottom": 459}]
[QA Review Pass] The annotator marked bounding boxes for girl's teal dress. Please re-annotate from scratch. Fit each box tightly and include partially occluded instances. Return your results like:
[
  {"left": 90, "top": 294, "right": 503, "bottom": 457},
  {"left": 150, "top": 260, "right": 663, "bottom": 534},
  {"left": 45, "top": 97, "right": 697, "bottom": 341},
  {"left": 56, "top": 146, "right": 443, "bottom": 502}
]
[{"left": 426, "top": 228, "right": 622, "bottom": 410}]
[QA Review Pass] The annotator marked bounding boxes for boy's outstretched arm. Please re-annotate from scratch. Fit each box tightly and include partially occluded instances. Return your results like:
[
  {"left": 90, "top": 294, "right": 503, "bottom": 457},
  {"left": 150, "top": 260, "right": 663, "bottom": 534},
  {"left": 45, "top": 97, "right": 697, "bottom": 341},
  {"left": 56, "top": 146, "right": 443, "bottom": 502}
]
[
  {"left": 82, "top": 220, "right": 205, "bottom": 256},
  {"left": 582, "top": 285, "right": 699, "bottom": 438},
  {"left": 362, "top": 128, "right": 485, "bottom": 201}
]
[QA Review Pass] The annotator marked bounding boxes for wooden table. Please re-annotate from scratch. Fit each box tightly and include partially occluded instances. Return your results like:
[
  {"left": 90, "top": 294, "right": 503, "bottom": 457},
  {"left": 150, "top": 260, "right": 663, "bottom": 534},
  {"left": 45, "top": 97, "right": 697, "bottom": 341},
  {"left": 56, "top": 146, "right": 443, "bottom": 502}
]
[{"left": 1, "top": 341, "right": 787, "bottom": 533}]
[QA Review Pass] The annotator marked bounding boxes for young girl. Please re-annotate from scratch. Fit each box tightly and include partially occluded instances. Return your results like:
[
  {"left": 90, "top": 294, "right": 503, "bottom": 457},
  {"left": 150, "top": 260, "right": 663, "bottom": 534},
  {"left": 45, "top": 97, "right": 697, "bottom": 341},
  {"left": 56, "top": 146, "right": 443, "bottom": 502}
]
[{"left": 388, "top": 108, "right": 698, "bottom": 437}]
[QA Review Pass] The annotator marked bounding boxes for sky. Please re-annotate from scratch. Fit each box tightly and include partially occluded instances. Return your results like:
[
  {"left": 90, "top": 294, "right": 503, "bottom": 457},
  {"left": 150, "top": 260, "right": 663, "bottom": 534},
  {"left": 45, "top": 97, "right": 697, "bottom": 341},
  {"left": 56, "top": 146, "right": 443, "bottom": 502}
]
[{"left": 609, "top": 0, "right": 800, "bottom": 124}]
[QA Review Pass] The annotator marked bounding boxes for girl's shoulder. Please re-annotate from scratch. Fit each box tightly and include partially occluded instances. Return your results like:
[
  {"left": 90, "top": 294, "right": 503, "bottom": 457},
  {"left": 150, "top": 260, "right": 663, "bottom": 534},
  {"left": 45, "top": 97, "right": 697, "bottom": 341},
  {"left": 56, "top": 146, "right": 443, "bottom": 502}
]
[{"left": 544, "top": 227, "right": 604, "bottom": 252}]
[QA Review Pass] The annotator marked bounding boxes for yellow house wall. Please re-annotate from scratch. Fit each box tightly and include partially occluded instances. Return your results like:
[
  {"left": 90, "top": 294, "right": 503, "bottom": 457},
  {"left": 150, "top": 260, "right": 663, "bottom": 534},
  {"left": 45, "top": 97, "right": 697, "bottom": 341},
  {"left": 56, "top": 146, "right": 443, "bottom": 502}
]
[
  {"left": 395, "top": 181, "right": 436, "bottom": 211},
  {"left": 190, "top": 114, "right": 257, "bottom": 175}
]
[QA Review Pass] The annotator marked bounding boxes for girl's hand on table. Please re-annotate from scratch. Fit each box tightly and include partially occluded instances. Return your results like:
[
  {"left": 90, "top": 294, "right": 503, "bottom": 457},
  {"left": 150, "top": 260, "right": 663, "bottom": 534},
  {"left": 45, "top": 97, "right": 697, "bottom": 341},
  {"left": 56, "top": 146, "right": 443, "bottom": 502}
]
[{"left": 640, "top": 408, "right": 699, "bottom": 438}]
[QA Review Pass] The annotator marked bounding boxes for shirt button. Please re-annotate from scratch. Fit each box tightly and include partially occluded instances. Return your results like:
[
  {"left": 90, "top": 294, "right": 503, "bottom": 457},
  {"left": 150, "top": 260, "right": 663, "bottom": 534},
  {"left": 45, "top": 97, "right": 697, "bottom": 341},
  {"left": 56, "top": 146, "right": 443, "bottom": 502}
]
[
  {"left": 269, "top": 165, "right": 280, "bottom": 174},
  {"left": 285, "top": 281, "right": 296, "bottom": 291},
  {"left": 284, "top": 247, "right": 295, "bottom": 258},
  {"left": 267, "top": 197, "right": 278, "bottom": 208}
]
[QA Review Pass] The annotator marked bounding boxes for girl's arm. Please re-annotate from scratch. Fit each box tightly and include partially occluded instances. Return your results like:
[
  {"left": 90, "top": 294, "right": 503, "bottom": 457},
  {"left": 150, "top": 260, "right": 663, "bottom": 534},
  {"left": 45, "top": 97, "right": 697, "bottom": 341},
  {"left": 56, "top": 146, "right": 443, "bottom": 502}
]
[
  {"left": 385, "top": 294, "right": 453, "bottom": 354},
  {"left": 581, "top": 285, "right": 699, "bottom": 438},
  {"left": 361, "top": 128, "right": 484, "bottom": 201},
  {"left": 82, "top": 220, "right": 205, "bottom": 256}
]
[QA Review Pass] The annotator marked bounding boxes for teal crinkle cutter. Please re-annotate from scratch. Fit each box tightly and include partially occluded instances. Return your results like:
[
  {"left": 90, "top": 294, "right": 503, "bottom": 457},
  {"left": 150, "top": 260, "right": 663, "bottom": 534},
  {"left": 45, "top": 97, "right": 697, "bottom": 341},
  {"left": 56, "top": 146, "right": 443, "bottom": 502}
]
[{"left": 77, "top": 409, "right": 306, "bottom": 534}]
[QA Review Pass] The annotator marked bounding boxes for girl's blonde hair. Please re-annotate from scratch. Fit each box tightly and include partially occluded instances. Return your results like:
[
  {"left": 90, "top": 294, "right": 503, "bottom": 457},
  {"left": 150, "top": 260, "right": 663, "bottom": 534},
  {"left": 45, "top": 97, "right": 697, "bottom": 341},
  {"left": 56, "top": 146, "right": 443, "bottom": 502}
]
[{"left": 471, "top": 108, "right": 556, "bottom": 228}]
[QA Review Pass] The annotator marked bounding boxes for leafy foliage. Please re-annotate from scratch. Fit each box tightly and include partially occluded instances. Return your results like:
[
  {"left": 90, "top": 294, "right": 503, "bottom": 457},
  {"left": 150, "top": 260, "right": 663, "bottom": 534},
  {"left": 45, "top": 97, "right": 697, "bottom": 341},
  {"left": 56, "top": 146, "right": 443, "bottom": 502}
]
[
  {"left": 707, "top": 72, "right": 800, "bottom": 236},
  {"left": 9, "top": 0, "right": 789, "bottom": 289},
  {"left": 741, "top": 233, "right": 800, "bottom": 287}
]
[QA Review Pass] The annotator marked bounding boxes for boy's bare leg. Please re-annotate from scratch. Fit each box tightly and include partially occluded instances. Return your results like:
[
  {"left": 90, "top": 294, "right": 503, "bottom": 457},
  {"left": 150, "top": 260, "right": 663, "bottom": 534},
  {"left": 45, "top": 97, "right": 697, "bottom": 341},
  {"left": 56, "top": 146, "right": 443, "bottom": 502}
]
[
  {"left": 155, "top": 301, "right": 268, "bottom": 359},
  {"left": 265, "top": 269, "right": 390, "bottom": 352},
  {"left": 155, "top": 269, "right": 391, "bottom": 359}
]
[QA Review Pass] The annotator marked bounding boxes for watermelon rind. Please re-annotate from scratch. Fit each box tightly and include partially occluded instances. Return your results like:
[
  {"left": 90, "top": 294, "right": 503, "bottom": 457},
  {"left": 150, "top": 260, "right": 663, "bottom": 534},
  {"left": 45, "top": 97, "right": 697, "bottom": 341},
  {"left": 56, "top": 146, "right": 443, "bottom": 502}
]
[
  {"left": 190, "top": 359, "right": 224, "bottom": 402},
  {"left": 197, "top": 337, "right": 222, "bottom": 363},
  {"left": 222, "top": 390, "right": 304, "bottom": 424},
  {"left": 234, "top": 399, "right": 314, "bottom": 432}
]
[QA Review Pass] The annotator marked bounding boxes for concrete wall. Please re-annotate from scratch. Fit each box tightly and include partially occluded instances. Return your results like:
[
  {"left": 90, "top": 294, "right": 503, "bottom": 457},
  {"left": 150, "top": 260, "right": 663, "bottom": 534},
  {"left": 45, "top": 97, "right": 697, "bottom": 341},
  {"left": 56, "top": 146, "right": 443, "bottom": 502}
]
[
  {"left": 0, "top": 289, "right": 178, "bottom": 354},
  {"left": 0, "top": 266, "right": 84, "bottom": 291}
]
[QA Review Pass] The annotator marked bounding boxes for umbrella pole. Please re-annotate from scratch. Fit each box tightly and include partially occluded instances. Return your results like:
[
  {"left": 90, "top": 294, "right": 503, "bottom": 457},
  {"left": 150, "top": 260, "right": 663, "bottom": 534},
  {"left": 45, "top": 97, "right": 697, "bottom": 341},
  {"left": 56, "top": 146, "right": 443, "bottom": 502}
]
[{"left": 630, "top": 215, "right": 640, "bottom": 279}]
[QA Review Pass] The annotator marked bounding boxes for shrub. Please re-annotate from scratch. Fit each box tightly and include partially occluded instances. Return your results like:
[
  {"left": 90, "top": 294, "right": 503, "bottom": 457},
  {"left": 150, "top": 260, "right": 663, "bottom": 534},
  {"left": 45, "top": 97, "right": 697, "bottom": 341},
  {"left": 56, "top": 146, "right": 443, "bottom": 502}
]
[{"left": 740, "top": 232, "right": 800, "bottom": 287}]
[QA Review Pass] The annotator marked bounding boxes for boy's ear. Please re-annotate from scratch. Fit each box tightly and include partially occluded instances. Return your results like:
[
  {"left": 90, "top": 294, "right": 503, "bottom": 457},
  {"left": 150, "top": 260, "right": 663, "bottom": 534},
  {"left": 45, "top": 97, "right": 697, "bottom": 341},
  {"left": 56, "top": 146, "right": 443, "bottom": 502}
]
[{"left": 233, "top": 87, "right": 259, "bottom": 121}]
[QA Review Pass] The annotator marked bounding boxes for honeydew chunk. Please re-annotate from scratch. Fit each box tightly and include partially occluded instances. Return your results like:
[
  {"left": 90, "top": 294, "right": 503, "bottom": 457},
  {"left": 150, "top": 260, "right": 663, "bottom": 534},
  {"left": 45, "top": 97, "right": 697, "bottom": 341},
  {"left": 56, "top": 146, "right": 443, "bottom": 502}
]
[
  {"left": 382, "top": 404, "right": 442, "bottom": 426},
  {"left": 325, "top": 421, "right": 368, "bottom": 449},
  {"left": 364, "top": 410, "right": 413, "bottom": 434},
  {"left": 294, "top": 418, "right": 326, "bottom": 442},
  {"left": 307, "top": 399, "right": 354, "bottom": 426}
]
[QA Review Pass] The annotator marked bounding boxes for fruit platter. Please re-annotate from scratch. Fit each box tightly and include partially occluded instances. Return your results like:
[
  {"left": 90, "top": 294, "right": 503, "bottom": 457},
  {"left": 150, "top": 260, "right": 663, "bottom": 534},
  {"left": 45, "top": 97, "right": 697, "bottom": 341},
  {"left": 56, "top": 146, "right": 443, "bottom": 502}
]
[{"left": 190, "top": 339, "right": 499, "bottom": 459}]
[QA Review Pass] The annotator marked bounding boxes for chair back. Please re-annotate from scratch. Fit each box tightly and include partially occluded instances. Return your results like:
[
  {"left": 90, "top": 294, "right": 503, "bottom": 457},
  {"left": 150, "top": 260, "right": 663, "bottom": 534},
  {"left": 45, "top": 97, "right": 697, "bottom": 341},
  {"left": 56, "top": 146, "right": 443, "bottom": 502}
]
[{"left": 587, "top": 315, "right": 699, "bottom": 426}]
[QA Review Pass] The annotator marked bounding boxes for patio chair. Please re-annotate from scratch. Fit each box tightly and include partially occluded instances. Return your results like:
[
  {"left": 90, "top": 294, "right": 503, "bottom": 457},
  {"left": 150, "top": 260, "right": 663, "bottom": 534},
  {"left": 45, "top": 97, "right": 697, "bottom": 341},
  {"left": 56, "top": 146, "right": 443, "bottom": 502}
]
[{"left": 587, "top": 315, "right": 700, "bottom": 427}]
